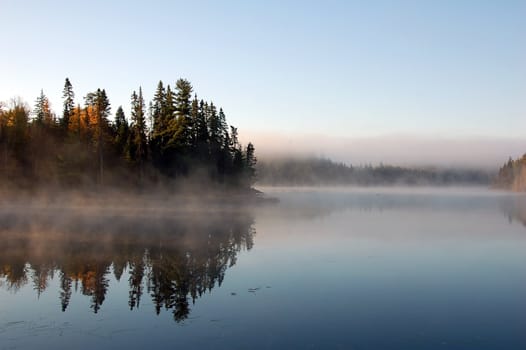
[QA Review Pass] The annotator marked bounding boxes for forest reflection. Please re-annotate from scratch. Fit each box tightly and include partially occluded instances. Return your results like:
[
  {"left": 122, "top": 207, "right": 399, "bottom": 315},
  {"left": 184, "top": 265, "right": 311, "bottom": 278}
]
[{"left": 0, "top": 208, "right": 255, "bottom": 322}]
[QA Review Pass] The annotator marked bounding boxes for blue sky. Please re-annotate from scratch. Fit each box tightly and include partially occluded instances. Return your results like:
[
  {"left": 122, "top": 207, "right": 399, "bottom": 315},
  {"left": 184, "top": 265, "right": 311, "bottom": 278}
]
[{"left": 1, "top": 0, "right": 525, "bottom": 165}]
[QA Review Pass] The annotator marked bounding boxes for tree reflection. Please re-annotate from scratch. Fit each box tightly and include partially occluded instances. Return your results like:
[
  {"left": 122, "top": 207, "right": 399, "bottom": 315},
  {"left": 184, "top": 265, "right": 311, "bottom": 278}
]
[
  {"left": 0, "top": 209, "right": 255, "bottom": 321},
  {"left": 502, "top": 195, "right": 526, "bottom": 227}
]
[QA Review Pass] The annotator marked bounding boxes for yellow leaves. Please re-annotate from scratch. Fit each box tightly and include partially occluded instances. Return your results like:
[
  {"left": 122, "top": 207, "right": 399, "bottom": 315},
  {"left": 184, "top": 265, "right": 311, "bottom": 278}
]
[
  {"left": 68, "top": 106, "right": 89, "bottom": 134},
  {"left": 0, "top": 104, "right": 29, "bottom": 130}
]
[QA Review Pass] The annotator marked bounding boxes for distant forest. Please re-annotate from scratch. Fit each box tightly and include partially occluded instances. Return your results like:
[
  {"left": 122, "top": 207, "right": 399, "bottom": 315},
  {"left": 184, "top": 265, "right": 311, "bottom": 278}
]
[
  {"left": 257, "top": 158, "right": 492, "bottom": 186},
  {"left": 0, "top": 79, "right": 256, "bottom": 191},
  {"left": 494, "top": 155, "right": 526, "bottom": 191}
]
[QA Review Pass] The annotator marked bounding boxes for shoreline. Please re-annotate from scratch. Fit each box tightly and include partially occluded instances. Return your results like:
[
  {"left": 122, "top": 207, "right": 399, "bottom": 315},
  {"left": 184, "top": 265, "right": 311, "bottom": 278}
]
[{"left": 0, "top": 186, "right": 278, "bottom": 210}]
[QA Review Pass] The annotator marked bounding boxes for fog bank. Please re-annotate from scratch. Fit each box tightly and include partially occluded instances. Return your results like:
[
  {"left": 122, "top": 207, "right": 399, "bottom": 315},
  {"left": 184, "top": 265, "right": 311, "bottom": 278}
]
[{"left": 242, "top": 132, "right": 526, "bottom": 169}]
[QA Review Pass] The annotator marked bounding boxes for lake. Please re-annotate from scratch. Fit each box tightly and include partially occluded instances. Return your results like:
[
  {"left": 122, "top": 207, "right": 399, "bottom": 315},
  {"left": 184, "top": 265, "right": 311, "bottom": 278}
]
[{"left": 1, "top": 187, "right": 526, "bottom": 349}]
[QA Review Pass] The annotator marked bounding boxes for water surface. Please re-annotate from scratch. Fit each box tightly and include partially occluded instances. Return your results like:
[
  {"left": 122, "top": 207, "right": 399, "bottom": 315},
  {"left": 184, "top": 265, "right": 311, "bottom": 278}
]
[{"left": 1, "top": 187, "right": 525, "bottom": 349}]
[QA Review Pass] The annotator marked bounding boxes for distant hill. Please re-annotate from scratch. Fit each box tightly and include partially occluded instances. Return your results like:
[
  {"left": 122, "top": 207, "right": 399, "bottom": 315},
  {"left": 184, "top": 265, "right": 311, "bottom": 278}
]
[{"left": 256, "top": 158, "right": 492, "bottom": 186}]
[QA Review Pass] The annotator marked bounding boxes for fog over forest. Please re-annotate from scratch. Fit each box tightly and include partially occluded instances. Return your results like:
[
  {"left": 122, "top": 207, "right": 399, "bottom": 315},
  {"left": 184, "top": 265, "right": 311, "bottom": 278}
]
[{"left": 243, "top": 131, "right": 526, "bottom": 170}]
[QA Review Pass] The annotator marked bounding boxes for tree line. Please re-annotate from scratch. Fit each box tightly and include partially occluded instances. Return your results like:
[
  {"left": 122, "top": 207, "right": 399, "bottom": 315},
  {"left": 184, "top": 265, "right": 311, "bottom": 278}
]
[
  {"left": 0, "top": 78, "right": 256, "bottom": 191},
  {"left": 257, "top": 157, "right": 491, "bottom": 186}
]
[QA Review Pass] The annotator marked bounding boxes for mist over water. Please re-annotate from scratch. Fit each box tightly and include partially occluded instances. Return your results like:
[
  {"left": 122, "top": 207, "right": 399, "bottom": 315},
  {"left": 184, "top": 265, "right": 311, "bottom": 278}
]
[{"left": 1, "top": 187, "right": 526, "bottom": 349}]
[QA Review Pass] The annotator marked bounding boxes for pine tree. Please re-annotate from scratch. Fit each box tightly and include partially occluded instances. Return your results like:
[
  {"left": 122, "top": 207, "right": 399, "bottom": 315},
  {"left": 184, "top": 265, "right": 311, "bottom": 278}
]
[
  {"left": 114, "top": 106, "right": 129, "bottom": 159},
  {"left": 33, "top": 90, "right": 53, "bottom": 127},
  {"left": 151, "top": 80, "right": 166, "bottom": 135},
  {"left": 245, "top": 142, "right": 257, "bottom": 186},
  {"left": 130, "top": 88, "right": 147, "bottom": 179},
  {"left": 218, "top": 108, "right": 229, "bottom": 145},
  {"left": 150, "top": 81, "right": 166, "bottom": 170},
  {"left": 207, "top": 102, "right": 220, "bottom": 154},
  {"left": 61, "top": 78, "right": 75, "bottom": 131},
  {"left": 190, "top": 94, "right": 199, "bottom": 149},
  {"left": 230, "top": 126, "right": 243, "bottom": 178},
  {"left": 174, "top": 79, "right": 193, "bottom": 149},
  {"left": 165, "top": 84, "right": 175, "bottom": 123},
  {"left": 174, "top": 79, "right": 193, "bottom": 119}
]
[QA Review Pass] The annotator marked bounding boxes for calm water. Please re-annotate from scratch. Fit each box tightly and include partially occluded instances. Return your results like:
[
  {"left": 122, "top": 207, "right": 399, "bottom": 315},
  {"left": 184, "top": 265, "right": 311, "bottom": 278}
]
[{"left": 1, "top": 187, "right": 526, "bottom": 349}]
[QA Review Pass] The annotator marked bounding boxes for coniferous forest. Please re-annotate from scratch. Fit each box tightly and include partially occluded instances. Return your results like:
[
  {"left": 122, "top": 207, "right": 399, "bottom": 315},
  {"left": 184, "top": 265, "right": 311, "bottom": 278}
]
[
  {"left": 257, "top": 158, "right": 492, "bottom": 186},
  {"left": 0, "top": 78, "right": 256, "bottom": 192},
  {"left": 494, "top": 155, "right": 526, "bottom": 191}
]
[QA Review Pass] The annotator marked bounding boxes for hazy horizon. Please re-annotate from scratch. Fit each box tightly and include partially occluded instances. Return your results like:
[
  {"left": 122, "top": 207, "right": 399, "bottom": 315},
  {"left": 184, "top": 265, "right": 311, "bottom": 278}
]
[{"left": 242, "top": 131, "right": 526, "bottom": 169}]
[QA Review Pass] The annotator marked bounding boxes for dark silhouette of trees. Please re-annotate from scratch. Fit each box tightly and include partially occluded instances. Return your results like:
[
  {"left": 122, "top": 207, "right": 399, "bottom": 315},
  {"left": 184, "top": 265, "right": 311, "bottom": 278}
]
[
  {"left": 0, "top": 78, "right": 256, "bottom": 191},
  {"left": 0, "top": 99, "right": 30, "bottom": 183},
  {"left": 130, "top": 88, "right": 147, "bottom": 181},
  {"left": 113, "top": 106, "right": 129, "bottom": 159},
  {"left": 61, "top": 78, "right": 74, "bottom": 131}
]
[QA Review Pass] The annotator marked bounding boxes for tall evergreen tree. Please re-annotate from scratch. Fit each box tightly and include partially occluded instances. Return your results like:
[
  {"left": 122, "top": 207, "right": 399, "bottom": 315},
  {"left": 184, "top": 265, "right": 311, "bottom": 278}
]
[
  {"left": 33, "top": 90, "right": 53, "bottom": 127},
  {"left": 190, "top": 94, "right": 199, "bottom": 149},
  {"left": 245, "top": 142, "right": 257, "bottom": 185},
  {"left": 164, "top": 84, "right": 175, "bottom": 123},
  {"left": 196, "top": 100, "right": 208, "bottom": 142},
  {"left": 218, "top": 108, "right": 229, "bottom": 148},
  {"left": 174, "top": 79, "right": 193, "bottom": 149},
  {"left": 114, "top": 106, "right": 129, "bottom": 159},
  {"left": 61, "top": 78, "right": 75, "bottom": 131},
  {"left": 85, "top": 89, "right": 111, "bottom": 185},
  {"left": 174, "top": 79, "right": 193, "bottom": 119},
  {"left": 150, "top": 81, "right": 166, "bottom": 170},
  {"left": 230, "top": 126, "right": 244, "bottom": 179},
  {"left": 151, "top": 81, "right": 166, "bottom": 134},
  {"left": 207, "top": 102, "right": 220, "bottom": 156},
  {"left": 130, "top": 88, "right": 147, "bottom": 179}
]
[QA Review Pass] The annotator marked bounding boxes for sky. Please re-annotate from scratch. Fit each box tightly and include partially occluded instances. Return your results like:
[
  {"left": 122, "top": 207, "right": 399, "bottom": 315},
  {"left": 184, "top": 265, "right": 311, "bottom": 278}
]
[{"left": 1, "top": 0, "right": 525, "bottom": 168}]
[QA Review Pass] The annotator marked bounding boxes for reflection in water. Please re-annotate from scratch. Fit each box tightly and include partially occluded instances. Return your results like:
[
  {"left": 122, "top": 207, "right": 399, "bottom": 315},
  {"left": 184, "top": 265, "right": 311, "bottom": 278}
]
[
  {"left": 501, "top": 195, "right": 526, "bottom": 227},
  {"left": 0, "top": 208, "right": 255, "bottom": 321}
]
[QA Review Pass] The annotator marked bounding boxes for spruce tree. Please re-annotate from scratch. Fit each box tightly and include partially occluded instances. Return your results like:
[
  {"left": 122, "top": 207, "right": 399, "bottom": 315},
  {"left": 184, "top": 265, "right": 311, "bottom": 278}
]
[
  {"left": 33, "top": 89, "right": 53, "bottom": 127},
  {"left": 174, "top": 79, "right": 193, "bottom": 119},
  {"left": 114, "top": 106, "right": 129, "bottom": 159},
  {"left": 174, "top": 79, "right": 193, "bottom": 149},
  {"left": 190, "top": 94, "right": 199, "bottom": 149},
  {"left": 130, "top": 88, "right": 147, "bottom": 179},
  {"left": 245, "top": 142, "right": 257, "bottom": 186},
  {"left": 61, "top": 78, "right": 75, "bottom": 131},
  {"left": 151, "top": 80, "right": 166, "bottom": 135},
  {"left": 196, "top": 100, "right": 208, "bottom": 151}
]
